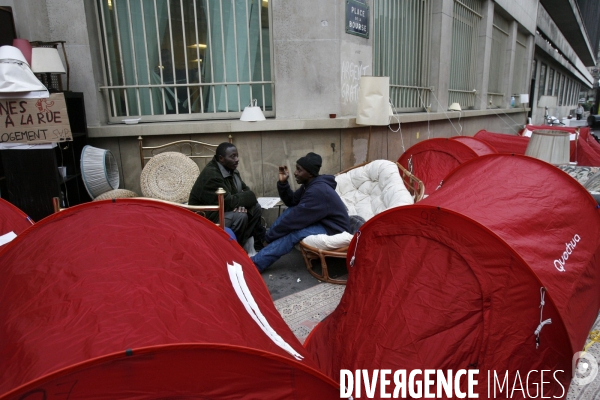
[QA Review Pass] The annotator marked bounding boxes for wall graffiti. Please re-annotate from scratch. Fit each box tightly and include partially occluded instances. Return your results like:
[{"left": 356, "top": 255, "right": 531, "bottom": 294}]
[{"left": 341, "top": 61, "right": 369, "bottom": 103}]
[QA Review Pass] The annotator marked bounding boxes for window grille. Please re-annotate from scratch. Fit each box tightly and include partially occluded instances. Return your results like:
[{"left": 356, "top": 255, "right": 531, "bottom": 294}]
[
  {"left": 448, "top": 0, "right": 482, "bottom": 109},
  {"left": 538, "top": 63, "right": 547, "bottom": 99},
  {"left": 511, "top": 32, "right": 527, "bottom": 96},
  {"left": 487, "top": 14, "right": 508, "bottom": 108},
  {"left": 373, "top": 0, "right": 432, "bottom": 111},
  {"left": 547, "top": 68, "right": 555, "bottom": 96},
  {"left": 95, "top": 0, "right": 273, "bottom": 122},
  {"left": 557, "top": 73, "right": 564, "bottom": 106}
]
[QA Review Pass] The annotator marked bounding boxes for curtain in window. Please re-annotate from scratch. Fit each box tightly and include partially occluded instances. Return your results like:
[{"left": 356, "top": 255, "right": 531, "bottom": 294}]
[{"left": 97, "top": 0, "right": 272, "bottom": 120}]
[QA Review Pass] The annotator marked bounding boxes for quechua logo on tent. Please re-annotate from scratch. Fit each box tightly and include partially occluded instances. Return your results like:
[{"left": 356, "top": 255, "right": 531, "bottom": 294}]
[{"left": 554, "top": 234, "right": 581, "bottom": 272}]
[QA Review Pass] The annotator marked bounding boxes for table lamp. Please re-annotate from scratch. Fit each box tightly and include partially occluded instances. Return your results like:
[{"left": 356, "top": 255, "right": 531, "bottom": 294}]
[
  {"left": 356, "top": 76, "right": 390, "bottom": 161},
  {"left": 31, "top": 47, "right": 66, "bottom": 91}
]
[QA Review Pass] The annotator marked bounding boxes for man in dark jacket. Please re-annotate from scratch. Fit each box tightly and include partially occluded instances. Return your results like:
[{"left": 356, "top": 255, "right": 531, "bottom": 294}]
[
  {"left": 251, "top": 152, "right": 349, "bottom": 272},
  {"left": 189, "top": 142, "right": 264, "bottom": 248}
]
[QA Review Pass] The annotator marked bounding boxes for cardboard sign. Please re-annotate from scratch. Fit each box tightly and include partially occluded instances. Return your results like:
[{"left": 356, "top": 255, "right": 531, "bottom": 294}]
[{"left": 0, "top": 93, "right": 72, "bottom": 144}]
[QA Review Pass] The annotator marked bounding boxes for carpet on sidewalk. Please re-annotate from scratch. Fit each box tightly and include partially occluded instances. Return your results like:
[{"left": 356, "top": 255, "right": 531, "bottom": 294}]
[{"left": 274, "top": 282, "right": 345, "bottom": 344}]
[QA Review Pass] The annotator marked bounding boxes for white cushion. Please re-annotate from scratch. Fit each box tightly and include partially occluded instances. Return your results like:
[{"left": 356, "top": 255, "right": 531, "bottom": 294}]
[
  {"left": 335, "top": 160, "right": 414, "bottom": 221},
  {"left": 302, "top": 232, "right": 354, "bottom": 250}
]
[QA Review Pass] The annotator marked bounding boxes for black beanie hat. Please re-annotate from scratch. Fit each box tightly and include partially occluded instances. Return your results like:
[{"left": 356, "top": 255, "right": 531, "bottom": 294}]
[{"left": 296, "top": 152, "right": 322, "bottom": 177}]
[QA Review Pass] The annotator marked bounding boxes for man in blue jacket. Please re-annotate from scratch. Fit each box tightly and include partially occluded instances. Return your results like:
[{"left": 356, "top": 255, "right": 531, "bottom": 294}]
[{"left": 251, "top": 152, "right": 349, "bottom": 272}]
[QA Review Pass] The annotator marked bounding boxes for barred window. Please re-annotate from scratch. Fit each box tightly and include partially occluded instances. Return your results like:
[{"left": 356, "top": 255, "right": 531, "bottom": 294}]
[
  {"left": 96, "top": 0, "right": 273, "bottom": 122},
  {"left": 373, "top": 0, "right": 432, "bottom": 111},
  {"left": 538, "top": 63, "right": 547, "bottom": 98},
  {"left": 547, "top": 68, "right": 555, "bottom": 96},
  {"left": 449, "top": 0, "right": 482, "bottom": 109},
  {"left": 511, "top": 31, "right": 528, "bottom": 97},
  {"left": 487, "top": 13, "right": 508, "bottom": 108},
  {"left": 557, "top": 73, "right": 564, "bottom": 106}
]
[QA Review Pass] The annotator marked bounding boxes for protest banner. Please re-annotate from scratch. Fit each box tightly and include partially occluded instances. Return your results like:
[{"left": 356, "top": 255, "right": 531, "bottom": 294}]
[{"left": 0, "top": 93, "right": 72, "bottom": 144}]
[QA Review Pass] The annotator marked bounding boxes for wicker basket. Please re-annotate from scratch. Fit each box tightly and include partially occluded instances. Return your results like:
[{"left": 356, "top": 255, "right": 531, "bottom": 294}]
[
  {"left": 140, "top": 152, "right": 199, "bottom": 203},
  {"left": 92, "top": 189, "right": 138, "bottom": 201}
]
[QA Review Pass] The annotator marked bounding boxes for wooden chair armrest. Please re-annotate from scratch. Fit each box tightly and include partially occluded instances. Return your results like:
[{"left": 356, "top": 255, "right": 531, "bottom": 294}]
[{"left": 299, "top": 241, "right": 348, "bottom": 257}]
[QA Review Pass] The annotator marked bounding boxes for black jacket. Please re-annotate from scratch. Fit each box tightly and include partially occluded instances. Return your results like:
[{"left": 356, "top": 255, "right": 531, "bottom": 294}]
[
  {"left": 188, "top": 157, "right": 257, "bottom": 222},
  {"left": 266, "top": 175, "right": 349, "bottom": 243}
]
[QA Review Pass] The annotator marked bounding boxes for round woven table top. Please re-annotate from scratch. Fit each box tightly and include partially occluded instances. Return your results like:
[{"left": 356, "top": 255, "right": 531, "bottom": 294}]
[
  {"left": 140, "top": 152, "right": 200, "bottom": 203},
  {"left": 93, "top": 189, "right": 139, "bottom": 201}
]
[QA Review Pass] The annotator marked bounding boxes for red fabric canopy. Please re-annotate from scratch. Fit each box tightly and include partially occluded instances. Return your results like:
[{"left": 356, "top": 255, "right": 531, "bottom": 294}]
[
  {"left": 0, "top": 198, "right": 32, "bottom": 239},
  {"left": 450, "top": 135, "right": 498, "bottom": 155},
  {"left": 397, "top": 138, "right": 482, "bottom": 195},
  {"left": 0, "top": 199, "right": 337, "bottom": 398},
  {"left": 475, "top": 126, "right": 600, "bottom": 166},
  {"left": 2, "top": 345, "right": 338, "bottom": 399},
  {"left": 306, "top": 154, "right": 600, "bottom": 398}
]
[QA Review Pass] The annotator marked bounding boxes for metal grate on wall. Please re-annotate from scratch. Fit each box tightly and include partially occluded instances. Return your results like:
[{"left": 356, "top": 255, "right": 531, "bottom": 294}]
[
  {"left": 449, "top": 0, "right": 482, "bottom": 109},
  {"left": 511, "top": 32, "right": 527, "bottom": 97},
  {"left": 95, "top": 0, "right": 273, "bottom": 122},
  {"left": 487, "top": 14, "right": 508, "bottom": 108},
  {"left": 373, "top": 0, "right": 432, "bottom": 112}
]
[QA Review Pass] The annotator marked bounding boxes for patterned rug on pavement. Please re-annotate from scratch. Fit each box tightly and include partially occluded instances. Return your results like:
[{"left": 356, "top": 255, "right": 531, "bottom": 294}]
[{"left": 274, "top": 282, "right": 345, "bottom": 344}]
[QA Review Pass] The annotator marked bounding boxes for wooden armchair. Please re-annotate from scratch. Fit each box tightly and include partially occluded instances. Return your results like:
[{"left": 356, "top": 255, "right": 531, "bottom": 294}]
[
  {"left": 397, "top": 162, "right": 425, "bottom": 202},
  {"left": 299, "top": 160, "right": 425, "bottom": 284}
]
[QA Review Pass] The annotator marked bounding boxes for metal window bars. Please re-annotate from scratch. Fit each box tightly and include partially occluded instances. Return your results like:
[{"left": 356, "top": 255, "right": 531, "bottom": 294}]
[
  {"left": 94, "top": 0, "right": 273, "bottom": 122},
  {"left": 373, "top": 0, "right": 432, "bottom": 111}
]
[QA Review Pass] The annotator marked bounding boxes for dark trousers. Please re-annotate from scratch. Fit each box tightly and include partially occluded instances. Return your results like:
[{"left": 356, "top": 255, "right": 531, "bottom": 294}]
[
  {"left": 577, "top": 113, "right": 583, "bottom": 120},
  {"left": 224, "top": 202, "right": 263, "bottom": 246}
]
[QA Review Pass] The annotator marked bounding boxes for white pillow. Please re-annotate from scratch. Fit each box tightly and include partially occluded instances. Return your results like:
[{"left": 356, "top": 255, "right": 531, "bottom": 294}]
[
  {"left": 302, "top": 232, "right": 354, "bottom": 250},
  {"left": 335, "top": 160, "right": 414, "bottom": 220}
]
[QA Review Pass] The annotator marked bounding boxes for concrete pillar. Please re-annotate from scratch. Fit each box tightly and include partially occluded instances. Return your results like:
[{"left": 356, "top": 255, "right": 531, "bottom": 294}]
[
  {"left": 502, "top": 21, "right": 518, "bottom": 108},
  {"left": 428, "top": 0, "right": 454, "bottom": 112},
  {"left": 474, "top": 0, "right": 493, "bottom": 110}
]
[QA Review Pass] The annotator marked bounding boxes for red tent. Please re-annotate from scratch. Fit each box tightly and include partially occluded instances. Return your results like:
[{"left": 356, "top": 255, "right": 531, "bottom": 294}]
[
  {"left": 0, "top": 198, "right": 32, "bottom": 241},
  {"left": 397, "top": 138, "right": 495, "bottom": 195},
  {"left": 450, "top": 135, "right": 498, "bottom": 155},
  {"left": 306, "top": 154, "right": 600, "bottom": 398},
  {"left": 475, "top": 126, "right": 600, "bottom": 166},
  {"left": 0, "top": 199, "right": 338, "bottom": 399}
]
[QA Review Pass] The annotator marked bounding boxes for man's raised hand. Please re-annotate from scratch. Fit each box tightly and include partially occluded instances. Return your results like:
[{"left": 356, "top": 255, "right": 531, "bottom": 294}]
[{"left": 278, "top": 166, "right": 289, "bottom": 182}]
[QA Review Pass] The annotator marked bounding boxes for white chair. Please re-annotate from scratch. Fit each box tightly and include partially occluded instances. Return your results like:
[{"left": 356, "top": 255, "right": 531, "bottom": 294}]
[{"left": 299, "top": 160, "right": 424, "bottom": 284}]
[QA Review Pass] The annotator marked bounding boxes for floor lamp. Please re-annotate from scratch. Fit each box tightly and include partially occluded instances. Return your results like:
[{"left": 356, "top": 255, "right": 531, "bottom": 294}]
[{"left": 356, "top": 76, "right": 390, "bottom": 162}]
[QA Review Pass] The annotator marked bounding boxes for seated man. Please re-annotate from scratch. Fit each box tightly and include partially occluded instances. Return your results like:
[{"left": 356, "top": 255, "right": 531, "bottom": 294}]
[
  {"left": 251, "top": 152, "right": 349, "bottom": 272},
  {"left": 189, "top": 142, "right": 264, "bottom": 249}
]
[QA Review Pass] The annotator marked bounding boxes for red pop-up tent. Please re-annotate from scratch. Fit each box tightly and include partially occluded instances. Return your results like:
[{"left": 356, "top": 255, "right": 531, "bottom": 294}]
[
  {"left": 0, "top": 200, "right": 338, "bottom": 399},
  {"left": 450, "top": 135, "right": 498, "bottom": 155},
  {"left": 397, "top": 138, "right": 496, "bottom": 196},
  {"left": 0, "top": 198, "right": 32, "bottom": 241},
  {"left": 306, "top": 154, "right": 600, "bottom": 398},
  {"left": 475, "top": 126, "right": 600, "bottom": 166}
]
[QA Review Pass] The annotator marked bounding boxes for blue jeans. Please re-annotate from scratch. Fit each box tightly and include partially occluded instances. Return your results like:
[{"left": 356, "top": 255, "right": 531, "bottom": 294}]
[{"left": 251, "top": 208, "right": 327, "bottom": 272}]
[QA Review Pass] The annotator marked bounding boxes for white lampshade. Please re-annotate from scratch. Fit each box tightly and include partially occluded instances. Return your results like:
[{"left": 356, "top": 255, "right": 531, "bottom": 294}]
[
  {"left": 519, "top": 94, "right": 529, "bottom": 104},
  {"left": 448, "top": 102, "right": 462, "bottom": 111},
  {"left": 31, "top": 47, "right": 66, "bottom": 74},
  {"left": 525, "top": 130, "right": 570, "bottom": 165},
  {"left": 240, "top": 99, "right": 266, "bottom": 121},
  {"left": 356, "top": 76, "right": 390, "bottom": 126}
]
